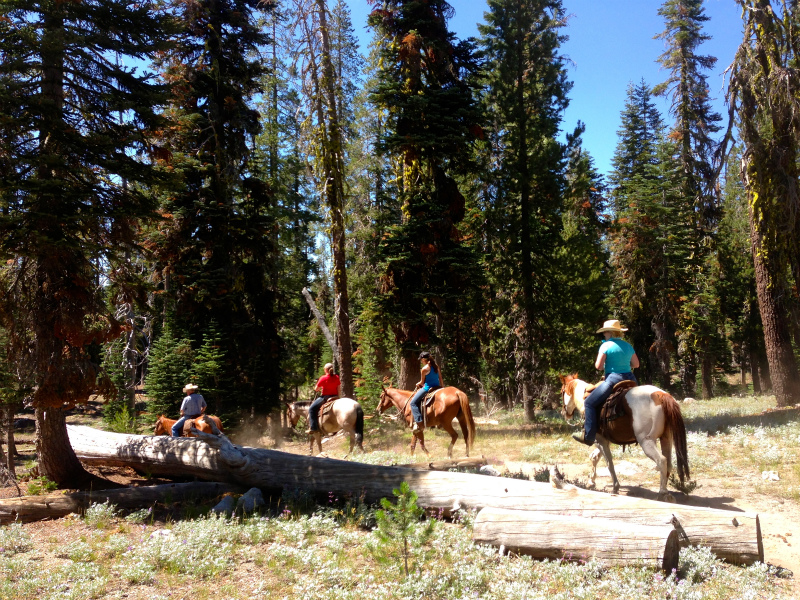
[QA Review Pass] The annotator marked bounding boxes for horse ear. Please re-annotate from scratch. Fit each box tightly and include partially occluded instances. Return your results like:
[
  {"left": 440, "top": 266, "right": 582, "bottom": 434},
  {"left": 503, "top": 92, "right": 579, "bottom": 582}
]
[
  {"left": 571, "top": 373, "right": 579, "bottom": 379},
  {"left": 558, "top": 374, "right": 566, "bottom": 383}
]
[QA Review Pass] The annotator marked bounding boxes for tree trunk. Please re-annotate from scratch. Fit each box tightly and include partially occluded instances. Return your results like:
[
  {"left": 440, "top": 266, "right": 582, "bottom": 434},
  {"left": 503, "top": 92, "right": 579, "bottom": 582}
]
[
  {"left": 473, "top": 507, "right": 680, "bottom": 572},
  {"left": 36, "top": 407, "right": 89, "bottom": 487},
  {"left": 316, "top": 0, "right": 353, "bottom": 399},
  {"left": 398, "top": 347, "right": 418, "bottom": 391},
  {"left": 6, "top": 408, "right": 16, "bottom": 474},
  {"left": 0, "top": 482, "right": 244, "bottom": 525},
  {"left": 701, "top": 352, "right": 713, "bottom": 399},
  {"left": 750, "top": 345, "right": 762, "bottom": 394},
  {"left": 749, "top": 221, "right": 800, "bottom": 406},
  {"left": 67, "top": 425, "right": 763, "bottom": 565}
]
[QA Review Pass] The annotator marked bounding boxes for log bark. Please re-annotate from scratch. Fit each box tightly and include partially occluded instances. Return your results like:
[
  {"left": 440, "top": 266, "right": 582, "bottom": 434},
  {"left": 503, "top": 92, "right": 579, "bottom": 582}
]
[
  {"left": 0, "top": 482, "right": 245, "bottom": 525},
  {"left": 67, "top": 425, "right": 763, "bottom": 565},
  {"left": 474, "top": 507, "right": 680, "bottom": 572}
]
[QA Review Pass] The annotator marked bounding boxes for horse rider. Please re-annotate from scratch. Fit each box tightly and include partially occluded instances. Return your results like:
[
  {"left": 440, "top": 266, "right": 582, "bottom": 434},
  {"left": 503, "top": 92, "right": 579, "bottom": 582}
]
[
  {"left": 307, "top": 363, "right": 340, "bottom": 434},
  {"left": 410, "top": 351, "right": 443, "bottom": 432},
  {"left": 572, "top": 319, "right": 639, "bottom": 446},
  {"left": 172, "top": 383, "right": 207, "bottom": 437}
]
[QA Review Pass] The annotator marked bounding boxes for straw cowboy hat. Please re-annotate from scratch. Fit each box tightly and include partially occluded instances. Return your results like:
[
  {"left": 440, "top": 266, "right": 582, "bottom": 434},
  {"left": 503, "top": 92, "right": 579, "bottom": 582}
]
[
  {"left": 596, "top": 319, "right": 628, "bottom": 333},
  {"left": 183, "top": 383, "right": 199, "bottom": 394}
]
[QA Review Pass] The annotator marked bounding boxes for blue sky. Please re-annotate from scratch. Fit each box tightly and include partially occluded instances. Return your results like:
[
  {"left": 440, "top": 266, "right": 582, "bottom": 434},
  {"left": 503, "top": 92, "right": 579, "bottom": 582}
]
[{"left": 345, "top": 0, "right": 743, "bottom": 178}]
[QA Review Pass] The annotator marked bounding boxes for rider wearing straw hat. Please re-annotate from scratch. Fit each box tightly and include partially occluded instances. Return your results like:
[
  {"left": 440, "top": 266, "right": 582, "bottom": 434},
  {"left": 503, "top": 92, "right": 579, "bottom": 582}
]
[{"left": 572, "top": 319, "right": 639, "bottom": 446}]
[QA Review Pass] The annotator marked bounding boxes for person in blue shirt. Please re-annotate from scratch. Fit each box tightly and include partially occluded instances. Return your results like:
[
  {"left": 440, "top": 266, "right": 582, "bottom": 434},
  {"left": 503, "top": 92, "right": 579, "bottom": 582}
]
[
  {"left": 572, "top": 320, "right": 640, "bottom": 446},
  {"left": 410, "top": 351, "right": 443, "bottom": 431}
]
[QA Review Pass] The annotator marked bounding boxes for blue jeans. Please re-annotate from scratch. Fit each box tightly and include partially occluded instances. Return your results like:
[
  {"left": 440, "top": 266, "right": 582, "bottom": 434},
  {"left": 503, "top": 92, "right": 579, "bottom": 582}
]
[
  {"left": 171, "top": 414, "right": 200, "bottom": 437},
  {"left": 583, "top": 372, "right": 637, "bottom": 443},
  {"left": 410, "top": 386, "right": 431, "bottom": 423},
  {"left": 309, "top": 396, "right": 335, "bottom": 431}
]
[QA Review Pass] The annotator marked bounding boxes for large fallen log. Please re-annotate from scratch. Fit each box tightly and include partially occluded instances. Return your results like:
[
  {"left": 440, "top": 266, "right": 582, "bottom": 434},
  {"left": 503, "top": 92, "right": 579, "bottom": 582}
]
[
  {"left": 0, "top": 482, "right": 244, "bottom": 525},
  {"left": 474, "top": 507, "right": 680, "bottom": 572},
  {"left": 67, "top": 425, "right": 763, "bottom": 565}
]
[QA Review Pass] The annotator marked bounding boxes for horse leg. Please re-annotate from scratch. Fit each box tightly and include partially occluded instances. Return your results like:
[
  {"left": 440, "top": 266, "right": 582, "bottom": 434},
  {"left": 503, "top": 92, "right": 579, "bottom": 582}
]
[
  {"left": 441, "top": 420, "right": 458, "bottom": 460},
  {"left": 588, "top": 447, "right": 602, "bottom": 489},
  {"left": 456, "top": 413, "right": 470, "bottom": 457},
  {"left": 410, "top": 431, "right": 417, "bottom": 456},
  {"left": 596, "top": 436, "right": 619, "bottom": 494},
  {"left": 640, "top": 436, "right": 674, "bottom": 503},
  {"left": 416, "top": 430, "right": 430, "bottom": 456}
]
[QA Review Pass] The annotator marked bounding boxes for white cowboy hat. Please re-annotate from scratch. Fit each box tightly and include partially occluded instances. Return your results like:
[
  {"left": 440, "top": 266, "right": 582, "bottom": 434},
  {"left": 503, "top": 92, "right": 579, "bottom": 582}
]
[
  {"left": 183, "top": 383, "right": 199, "bottom": 394},
  {"left": 596, "top": 319, "right": 628, "bottom": 333}
]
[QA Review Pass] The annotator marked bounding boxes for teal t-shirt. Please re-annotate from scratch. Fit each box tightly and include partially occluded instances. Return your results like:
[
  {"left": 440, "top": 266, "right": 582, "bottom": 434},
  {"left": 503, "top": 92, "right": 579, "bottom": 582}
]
[{"left": 599, "top": 339, "right": 635, "bottom": 374}]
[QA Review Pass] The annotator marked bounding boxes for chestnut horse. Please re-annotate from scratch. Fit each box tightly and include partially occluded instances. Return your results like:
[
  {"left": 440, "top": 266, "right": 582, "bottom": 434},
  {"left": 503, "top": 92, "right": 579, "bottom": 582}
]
[
  {"left": 286, "top": 398, "right": 364, "bottom": 457},
  {"left": 377, "top": 386, "right": 476, "bottom": 458},
  {"left": 559, "top": 373, "right": 689, "bottom": 502},
  {"left": 153, "top": 414, "right": 224, "bottom": 437}
]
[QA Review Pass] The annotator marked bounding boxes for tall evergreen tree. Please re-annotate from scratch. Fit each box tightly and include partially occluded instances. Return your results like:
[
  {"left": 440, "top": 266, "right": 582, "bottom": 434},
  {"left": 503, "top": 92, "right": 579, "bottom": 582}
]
[
  {"left": 726, "top": 0, "right": 800, "bottom": 406},
  {"left": 368, "top": 0, "right": 485, "bottom": 389},
  {"left": 479, "top": 0, "right": 577, "bottom": 416},
  {"left": 149, "top": 0, "right": 281, "bottom": 414},
  {"left": 0, "top": 0, "right": 171, "bottom": 485},
  {"left": 654, "top": 0, "right": 722, "bottom": 398}
]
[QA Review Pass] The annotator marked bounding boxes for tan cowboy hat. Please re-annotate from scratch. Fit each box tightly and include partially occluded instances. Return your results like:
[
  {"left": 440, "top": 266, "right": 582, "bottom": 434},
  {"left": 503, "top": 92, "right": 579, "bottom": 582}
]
[
  {"left": 596, "top": 319, "right": 628, "bottom": 333},
  {"left": 183, "top": 383, "right": 199, "bottom": 394}
]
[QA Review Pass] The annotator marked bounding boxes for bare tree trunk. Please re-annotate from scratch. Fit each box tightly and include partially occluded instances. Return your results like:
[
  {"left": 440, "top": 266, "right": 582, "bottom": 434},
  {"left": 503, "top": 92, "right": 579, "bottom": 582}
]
[
  {"left": 701, "top": 352, "right": 713, "bottom": 399},
  {"left": 749, "top": 220, "right": 800, "bottom": 406},
  {"left": 398, "top": 348, "right": 418, "bottom": 391},
  {"left": 6, "top": 408, "right": 16, "bottom": 474},
  {"left": 36, "top": 407, "right": 89, "bottom": 487}
]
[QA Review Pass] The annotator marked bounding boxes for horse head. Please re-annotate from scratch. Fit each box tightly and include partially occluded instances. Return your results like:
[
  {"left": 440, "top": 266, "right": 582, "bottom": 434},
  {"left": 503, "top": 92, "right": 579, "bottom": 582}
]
[
  {"left": 558, "top": 374, "right": 580, "bottom": 420},
  {"left": 377, "top": 388, "right": 392, "bottom": 414},
  {"left": 154, "top": 415, "right": 168, "bottom": 436}
]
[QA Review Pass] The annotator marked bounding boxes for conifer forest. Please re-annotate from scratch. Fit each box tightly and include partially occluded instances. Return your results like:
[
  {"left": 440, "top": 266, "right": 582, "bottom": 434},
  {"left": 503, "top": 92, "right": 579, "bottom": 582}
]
[{"left": 2, "top": 0, "right": 800, "bottom": 485}]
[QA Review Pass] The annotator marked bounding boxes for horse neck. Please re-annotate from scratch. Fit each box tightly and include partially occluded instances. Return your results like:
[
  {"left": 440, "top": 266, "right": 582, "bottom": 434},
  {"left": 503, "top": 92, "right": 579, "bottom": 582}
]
[
  {"left": 386, "top": 388, "right": 411, "bottom": 408},
  {"left": 571, "top": 379, "right": 589, "bottom": 411}
]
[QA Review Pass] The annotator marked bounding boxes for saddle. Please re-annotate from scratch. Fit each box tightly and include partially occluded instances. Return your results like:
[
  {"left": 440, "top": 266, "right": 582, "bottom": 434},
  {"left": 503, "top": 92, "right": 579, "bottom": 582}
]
[
  {"left": 598, "top": 380, "right": 637, "bottom": 446},
  {"left": 318, "top": 397, "right": 338, "bottom": 420},
  {"left": 423, "top": 387, "right": 441, "bottom": 408}
]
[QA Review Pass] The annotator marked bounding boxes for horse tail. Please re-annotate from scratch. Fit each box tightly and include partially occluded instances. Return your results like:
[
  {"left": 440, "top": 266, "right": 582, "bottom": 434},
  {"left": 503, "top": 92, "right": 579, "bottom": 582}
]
[
  {"left": 354, "top": 403, "right": 364, "bottom": 445},
  {"left": 662, "top": 393, "right": 690, "bottom": 484},
  {"left": 458, "top": 390, "right": 476, "bottom": 452}
]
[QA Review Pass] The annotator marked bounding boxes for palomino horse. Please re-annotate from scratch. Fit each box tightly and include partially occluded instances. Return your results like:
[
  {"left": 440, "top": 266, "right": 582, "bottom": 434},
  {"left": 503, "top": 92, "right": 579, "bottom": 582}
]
[
  {"left": 286, "top": 398, "right": 365, "bottom": 456},
  {"left": 153, "top": 414, "right": 224, "bottom": 437},
  {"left": 377, "top": 387, "right": 476, "bottom": 459},
  {"left": 559, "top": 373, "right": 690, "bottom": 502}
]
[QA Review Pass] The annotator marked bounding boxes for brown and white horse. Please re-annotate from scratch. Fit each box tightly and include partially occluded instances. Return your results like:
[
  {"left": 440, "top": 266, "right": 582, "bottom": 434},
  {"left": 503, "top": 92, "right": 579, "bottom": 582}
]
[
  {"left": 153, "top": 414, "right": 224, "bottom": 437},
  {"left": 559, "top": 374, "right": 690, "bottom": 502},
  {"left": 286, "top": 398, "right": 365, "bottom": 457},
  {"left": 377, "top": 386, "right": 476, "bottom": 459}
]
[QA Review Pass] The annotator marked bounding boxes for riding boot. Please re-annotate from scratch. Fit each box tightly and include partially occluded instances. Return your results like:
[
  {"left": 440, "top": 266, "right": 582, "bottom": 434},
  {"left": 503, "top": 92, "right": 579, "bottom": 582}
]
[
  {"left": 572, "top": 431, "right": 595, "bottom": 446},
  {"left": 412, "top": 421, "right": 421, "bottom": 432}
]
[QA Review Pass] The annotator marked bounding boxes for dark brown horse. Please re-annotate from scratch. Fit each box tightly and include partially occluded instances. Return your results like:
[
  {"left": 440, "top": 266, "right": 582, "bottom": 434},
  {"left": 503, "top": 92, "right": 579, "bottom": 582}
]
[
  {"left": 377, "top": 387, "right": 476, "bottom": 458},
  {"left": 153, "top": 414, "right": 224, "bottom": 437}
]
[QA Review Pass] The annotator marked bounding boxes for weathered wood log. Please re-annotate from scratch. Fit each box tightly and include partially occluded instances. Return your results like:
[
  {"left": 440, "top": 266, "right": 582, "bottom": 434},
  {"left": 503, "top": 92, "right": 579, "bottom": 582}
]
[
  {"left": 474, "top": 507, "right": 680, "bottom": 572},
  {"left": 67, "top": 425, "right": 763, "bottom": 565},
  {"left": 396, "top": 457, "right": 489, "bottom": 471},
  {"left": 0, "top": 482, "right": 245, "bottom": 525}
]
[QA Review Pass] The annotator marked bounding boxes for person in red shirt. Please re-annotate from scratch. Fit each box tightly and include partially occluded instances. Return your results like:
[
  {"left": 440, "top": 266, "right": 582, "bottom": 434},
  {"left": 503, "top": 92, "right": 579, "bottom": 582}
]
[{"left": 307, "top": 363, "right": 340, "bottom": 433}]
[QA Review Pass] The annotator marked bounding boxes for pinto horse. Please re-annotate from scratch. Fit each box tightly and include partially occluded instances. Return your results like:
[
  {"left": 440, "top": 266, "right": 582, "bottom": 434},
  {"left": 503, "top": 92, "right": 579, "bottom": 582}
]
[
  {"left": 559, "top": 373, "right": 690, "bottom": 502},
  {"left": 378, "top": 386, "right": 476, "bottom": 459},
  {"left": 153, "top": 414, "right": 224, "bottom": 437},
  {"left": 286, "top": 398, "right": 365, "bottom": 457}
]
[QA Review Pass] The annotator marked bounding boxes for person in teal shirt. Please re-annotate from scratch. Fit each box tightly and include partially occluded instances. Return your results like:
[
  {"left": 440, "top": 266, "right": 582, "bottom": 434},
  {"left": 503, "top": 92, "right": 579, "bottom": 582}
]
[{"left": 572, "top": 319, "right": 639, "bottom": 446}]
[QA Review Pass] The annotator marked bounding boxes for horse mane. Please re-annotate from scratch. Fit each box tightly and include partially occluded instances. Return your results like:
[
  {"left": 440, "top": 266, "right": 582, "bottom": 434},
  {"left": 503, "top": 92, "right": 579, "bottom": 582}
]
[{"left": 292, "top": 401, "right": 312, "bottom": 408}]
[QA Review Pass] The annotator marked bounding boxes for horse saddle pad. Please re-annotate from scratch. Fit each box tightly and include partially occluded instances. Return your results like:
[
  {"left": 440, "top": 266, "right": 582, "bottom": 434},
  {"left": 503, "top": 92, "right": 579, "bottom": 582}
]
[
  {"left": 423, "top": 387, "right": 441, "bottom": 407},
  {"left": 599, "top": 380, "right": 637, "bottom": 445}
]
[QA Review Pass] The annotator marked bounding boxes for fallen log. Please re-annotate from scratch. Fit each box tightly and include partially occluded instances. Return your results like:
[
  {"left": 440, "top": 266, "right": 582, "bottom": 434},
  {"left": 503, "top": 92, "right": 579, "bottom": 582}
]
[
  {"left": 67, "top": 425, "right": 763, "bottom": 565},
  {"left": 0, "top": 482, "right": 245, "bottom": 525},
  {"left": 474, "top": 507, "right": 680, "bottom": 572}
]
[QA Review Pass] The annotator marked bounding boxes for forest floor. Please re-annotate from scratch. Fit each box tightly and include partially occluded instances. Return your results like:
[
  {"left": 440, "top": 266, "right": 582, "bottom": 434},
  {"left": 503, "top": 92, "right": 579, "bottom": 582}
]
[{"left": 1, "top": 394, "right": 799, "bottom": 598}]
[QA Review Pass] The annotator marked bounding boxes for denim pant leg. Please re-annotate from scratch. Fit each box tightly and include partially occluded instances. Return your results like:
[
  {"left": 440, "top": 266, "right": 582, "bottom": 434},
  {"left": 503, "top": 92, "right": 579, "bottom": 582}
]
[
  {"left": 309, "top": 397, "right": 326, "bottom": 430},
  {"left": 171, "top": 416, "right": 188, "bottom": 437},
  {"left": 583, "top": 373, "right": 626, "bottom": 441},
  {"left": 410, "top": 387, "right": 427, "bottom": 423}
]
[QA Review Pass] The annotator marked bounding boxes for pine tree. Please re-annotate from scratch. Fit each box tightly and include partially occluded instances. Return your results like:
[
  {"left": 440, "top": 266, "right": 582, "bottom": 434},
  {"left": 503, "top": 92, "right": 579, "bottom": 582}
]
[
  {"left": 726, "top": 0, "right": 800, "bottom": 406},
  {"left": 0, "top": 0, "right": 171, "bottom": 485},
  {"left": 369, "top": 0, "right": 485, "bottom": 389},
  {"left": 149, "top": 0, "right": 282, "bottom": 415},
  {"left": 654, "top": 0, "right": 723, "bottom": 398},
  {"left": 479, "top": 0, "right": 576, "bottom": 416},
  {"left": 144, "top": 324, "right": 194, "bottom": 417}
]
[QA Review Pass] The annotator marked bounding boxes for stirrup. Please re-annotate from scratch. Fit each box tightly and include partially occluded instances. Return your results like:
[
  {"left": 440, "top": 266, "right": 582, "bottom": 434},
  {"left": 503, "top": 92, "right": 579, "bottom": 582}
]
[{"left": 412, "top": 422, "right": 421, "bottom": 432}]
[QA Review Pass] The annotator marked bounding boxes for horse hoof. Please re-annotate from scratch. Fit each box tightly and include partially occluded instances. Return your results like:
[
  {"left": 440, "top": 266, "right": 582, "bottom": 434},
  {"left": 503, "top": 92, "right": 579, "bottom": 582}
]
[{"left": 658, "top": 493, "right": 676, "bottom": 503}]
